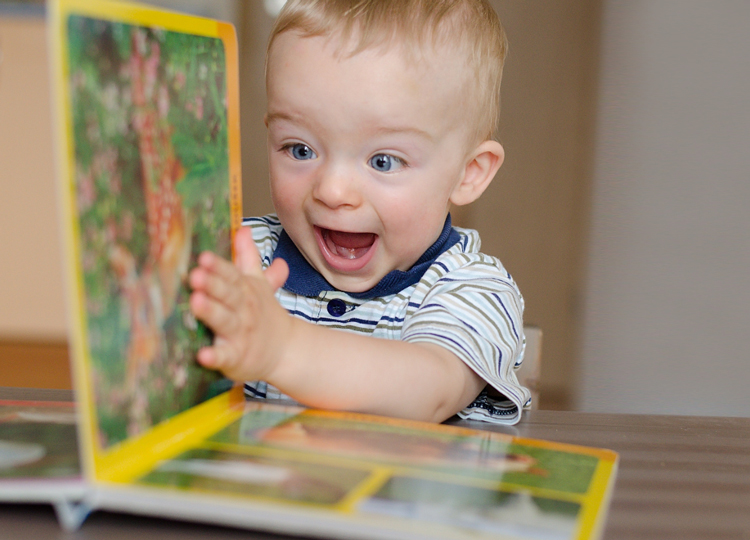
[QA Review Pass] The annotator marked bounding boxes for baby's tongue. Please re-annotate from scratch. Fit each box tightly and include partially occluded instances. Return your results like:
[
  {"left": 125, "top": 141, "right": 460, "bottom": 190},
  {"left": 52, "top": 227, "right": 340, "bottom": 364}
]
[{"left": 325, "top": 230, "right": 375, "bottom": 259}]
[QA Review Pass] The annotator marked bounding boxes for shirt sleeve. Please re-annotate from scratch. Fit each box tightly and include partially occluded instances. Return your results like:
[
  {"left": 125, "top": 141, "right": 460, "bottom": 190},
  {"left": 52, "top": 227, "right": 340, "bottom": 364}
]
[{"left": 400, "top": 255, "right": 531, "bottom": 425}]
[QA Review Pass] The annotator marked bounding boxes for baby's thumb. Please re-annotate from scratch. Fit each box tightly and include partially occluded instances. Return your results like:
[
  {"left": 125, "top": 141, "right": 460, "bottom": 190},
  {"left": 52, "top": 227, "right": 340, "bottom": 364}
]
[
  {"left": 234, "top": 227, "right": 262, "bottom": 276},
  {"left": 265, "top": 257, "right": 289, "bottom": 292}
]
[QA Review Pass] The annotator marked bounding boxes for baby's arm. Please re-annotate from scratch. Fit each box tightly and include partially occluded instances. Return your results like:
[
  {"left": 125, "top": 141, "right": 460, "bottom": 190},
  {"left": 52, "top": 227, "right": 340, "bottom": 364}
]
[{"left": 189, "top": 227, "right": 486, "bottom": 423}]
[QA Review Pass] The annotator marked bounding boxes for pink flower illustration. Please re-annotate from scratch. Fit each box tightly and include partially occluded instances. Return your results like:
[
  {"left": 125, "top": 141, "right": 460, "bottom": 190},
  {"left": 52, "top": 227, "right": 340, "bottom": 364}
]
[{"left": 77, "top": 170, "right": 96, "bottom": 211}]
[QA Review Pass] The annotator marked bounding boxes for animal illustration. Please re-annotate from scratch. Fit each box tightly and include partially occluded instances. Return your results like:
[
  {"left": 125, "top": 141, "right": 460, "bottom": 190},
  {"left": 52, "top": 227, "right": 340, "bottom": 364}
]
[{"left": 109, "top": 30, "right": 193, "bottom": 391}]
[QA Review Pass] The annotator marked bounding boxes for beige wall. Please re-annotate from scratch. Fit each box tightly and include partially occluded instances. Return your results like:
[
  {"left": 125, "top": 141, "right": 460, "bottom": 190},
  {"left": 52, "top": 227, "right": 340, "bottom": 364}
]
[
  {"left": 478, "top": 1, "right": 602, "bottom": 406},
  {"left": 0, "top": 16, "right": 67, "bottom": 340}
]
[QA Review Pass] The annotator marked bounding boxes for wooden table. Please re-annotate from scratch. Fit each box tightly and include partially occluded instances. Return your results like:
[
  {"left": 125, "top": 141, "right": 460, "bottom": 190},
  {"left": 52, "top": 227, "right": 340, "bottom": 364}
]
[{"left": 1, "top": 387, "right": 748, "bottom": 540}]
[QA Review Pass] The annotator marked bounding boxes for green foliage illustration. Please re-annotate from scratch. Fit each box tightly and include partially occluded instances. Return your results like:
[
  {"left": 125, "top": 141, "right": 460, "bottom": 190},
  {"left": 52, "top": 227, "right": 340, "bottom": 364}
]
[{"left": 67, "top": 15, "right": 232, "bottom": 447}]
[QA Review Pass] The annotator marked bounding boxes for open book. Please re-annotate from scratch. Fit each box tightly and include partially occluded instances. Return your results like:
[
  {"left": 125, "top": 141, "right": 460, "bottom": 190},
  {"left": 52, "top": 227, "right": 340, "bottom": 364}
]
[{"left": 0, "top": 0, "right": 619, "bottom": 538}]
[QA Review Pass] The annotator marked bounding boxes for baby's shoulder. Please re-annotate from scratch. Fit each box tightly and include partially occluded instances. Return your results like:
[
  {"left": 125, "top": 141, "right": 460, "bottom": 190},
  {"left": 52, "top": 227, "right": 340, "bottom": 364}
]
[
  {"left": 451, "top": 225, "right": 482, "bottom": 253},
  {"left": 440, "top": 227, "right": 511, "bottom": 275},
  {"left": 416, "top": 226, "right": 521, "bottom": 297}
]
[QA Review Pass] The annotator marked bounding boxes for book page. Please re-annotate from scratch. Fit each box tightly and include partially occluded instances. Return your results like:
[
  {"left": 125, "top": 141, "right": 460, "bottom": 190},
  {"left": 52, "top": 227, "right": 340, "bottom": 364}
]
[
  {"left": 134, "top": 403, "right": 617, "bottom": 540},
  {"left": 50, "top": 0, "right": 242, "bottom": 468},
  {"left": 0, "top": 400, "right": 80, "bottom": 483}
]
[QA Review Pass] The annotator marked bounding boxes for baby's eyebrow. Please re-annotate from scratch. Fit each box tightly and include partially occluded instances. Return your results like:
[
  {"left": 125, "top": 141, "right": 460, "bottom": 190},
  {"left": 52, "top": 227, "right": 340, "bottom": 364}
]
[
  {"left": 265, "top": 111, "right": 302, "bottom": 124},
  {"left": 372, "top": 125, "right": 434, "bottom": 142},
  {"left": 266, "top": 111, "right": 434, "bottom": 142}
]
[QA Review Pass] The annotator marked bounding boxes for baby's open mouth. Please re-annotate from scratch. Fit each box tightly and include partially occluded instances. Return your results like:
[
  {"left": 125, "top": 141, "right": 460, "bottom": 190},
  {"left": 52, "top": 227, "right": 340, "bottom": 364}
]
[{"left": 320, "top": 228, "right": 376, "bottom": 260}]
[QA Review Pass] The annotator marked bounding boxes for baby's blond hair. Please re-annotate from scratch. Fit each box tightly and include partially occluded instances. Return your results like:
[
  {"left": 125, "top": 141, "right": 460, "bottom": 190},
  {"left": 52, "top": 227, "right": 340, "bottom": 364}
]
[{"left": 267, "top": 0, "right": 508, "bottom": 143}]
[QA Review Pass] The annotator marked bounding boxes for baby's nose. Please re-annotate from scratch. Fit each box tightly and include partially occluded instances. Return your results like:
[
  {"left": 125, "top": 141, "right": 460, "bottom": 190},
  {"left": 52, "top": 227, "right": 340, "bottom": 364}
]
[{"left": 312, "top": 168, "right": 362, "bottom": 209}]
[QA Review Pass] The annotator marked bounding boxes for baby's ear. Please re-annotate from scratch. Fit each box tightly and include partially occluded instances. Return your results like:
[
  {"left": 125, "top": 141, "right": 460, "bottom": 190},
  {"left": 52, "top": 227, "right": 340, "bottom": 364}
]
[{"left": 450, "top": 140, "right": 505, "bottom": 206}]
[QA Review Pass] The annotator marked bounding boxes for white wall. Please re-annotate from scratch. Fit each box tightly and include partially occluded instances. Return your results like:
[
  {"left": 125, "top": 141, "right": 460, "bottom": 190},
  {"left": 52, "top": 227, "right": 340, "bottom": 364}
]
[{"left": 578, "top": 0, "right": 750, "bottom": 416}]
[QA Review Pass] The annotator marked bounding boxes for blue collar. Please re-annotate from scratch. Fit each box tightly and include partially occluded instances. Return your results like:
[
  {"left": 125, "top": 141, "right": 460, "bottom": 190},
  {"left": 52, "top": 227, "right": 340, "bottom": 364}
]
[{"left": 273, "top": 215, "right": 461, "bottom": 299}]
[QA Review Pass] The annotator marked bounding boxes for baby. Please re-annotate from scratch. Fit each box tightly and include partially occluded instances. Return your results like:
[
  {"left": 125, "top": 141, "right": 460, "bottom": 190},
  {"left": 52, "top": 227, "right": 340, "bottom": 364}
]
[{"left": 189, "top": 0, "right": 530, "bottom": 424}]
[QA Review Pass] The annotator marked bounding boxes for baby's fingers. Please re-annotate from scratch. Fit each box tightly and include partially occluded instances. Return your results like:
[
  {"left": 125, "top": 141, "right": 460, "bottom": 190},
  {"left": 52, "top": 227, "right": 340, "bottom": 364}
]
[
  {"left": 196, "top": 339, "right": 234, "bottom": 371},
  {"left": 190, "top": 259, "right": 245, "bottom": 309},
  {"left": 234, "top": 227, "right": 263, "bottom": 277},
  {"left": 195, "top": 251, "right": 242, "bottom": 283},
  {"left": 197, "top": 337, "right": 253, "bottom": 382},
  {"left": 265, "top": 257, "right": 289, "bottom": 292},
  {"left": 189, "top": 289, "right": 241, "bottom": 337}
]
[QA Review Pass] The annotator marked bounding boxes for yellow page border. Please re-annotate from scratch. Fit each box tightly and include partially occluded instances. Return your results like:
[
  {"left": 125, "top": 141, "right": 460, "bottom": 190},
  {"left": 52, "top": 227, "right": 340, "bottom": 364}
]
[
  {"left": 575, "top": 456, "right": 619, "bottom": 540},
  {"left": 97, "top": 386, "right": 247, "bottom": 483}
]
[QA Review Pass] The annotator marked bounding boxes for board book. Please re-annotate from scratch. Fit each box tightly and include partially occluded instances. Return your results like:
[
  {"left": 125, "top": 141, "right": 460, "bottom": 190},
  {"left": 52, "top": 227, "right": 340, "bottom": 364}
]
[{"left": 0, "top": 0, "right": 619, "bottom": 538}]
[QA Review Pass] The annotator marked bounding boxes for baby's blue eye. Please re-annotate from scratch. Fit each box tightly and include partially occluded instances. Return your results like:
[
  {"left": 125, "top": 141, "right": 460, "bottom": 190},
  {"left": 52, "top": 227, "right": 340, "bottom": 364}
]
[
  {"left": 288, "top": 144, "right": 316, "bottom": 160},
  {"left": 369, "top": 154, "right": 403, "bottom": 172}
]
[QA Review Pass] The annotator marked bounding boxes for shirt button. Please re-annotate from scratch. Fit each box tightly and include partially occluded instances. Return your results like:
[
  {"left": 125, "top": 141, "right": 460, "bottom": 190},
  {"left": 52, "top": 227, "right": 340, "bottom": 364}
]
[{"left": 327, "top": 299, "right": 347, "bottom": 317}]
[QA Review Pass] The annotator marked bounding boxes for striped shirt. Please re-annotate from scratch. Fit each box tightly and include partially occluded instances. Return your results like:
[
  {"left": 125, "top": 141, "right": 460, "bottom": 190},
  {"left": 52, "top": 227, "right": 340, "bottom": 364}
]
[{"left": 243, "top": 215, "right": 531, "bottom": 425}]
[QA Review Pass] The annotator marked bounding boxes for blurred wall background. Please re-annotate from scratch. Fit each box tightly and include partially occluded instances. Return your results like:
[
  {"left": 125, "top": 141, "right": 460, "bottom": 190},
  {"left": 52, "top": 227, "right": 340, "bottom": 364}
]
[
  {"left": 0, "top": 12, "right": 66, "bottom": 341},
  {"left": 578, "top": 0, "right": 750, "bottom": 416},
  {"left": 0, "top": 0, "right": 748, "bottom": 418}
]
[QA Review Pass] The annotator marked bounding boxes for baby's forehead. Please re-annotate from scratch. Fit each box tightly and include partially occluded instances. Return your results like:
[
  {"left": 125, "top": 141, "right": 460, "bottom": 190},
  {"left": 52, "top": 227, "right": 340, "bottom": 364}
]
[
  {"left": 266, "top": 29, "right": 485, "bottom": 146},
  {"left": 272, "top": 28, "right": 474, "bottom": 78}
]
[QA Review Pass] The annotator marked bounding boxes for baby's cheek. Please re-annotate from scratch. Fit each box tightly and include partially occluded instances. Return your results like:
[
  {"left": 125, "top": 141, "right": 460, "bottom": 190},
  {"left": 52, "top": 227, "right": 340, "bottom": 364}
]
[{"left": 269, "top": 181, "right": 299, "bottom": 214}]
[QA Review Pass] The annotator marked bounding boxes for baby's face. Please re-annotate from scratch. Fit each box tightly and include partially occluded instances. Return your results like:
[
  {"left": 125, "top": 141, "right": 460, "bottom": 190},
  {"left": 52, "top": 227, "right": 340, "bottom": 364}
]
[{"left": 266, "top": 32, "right": 475, "bottom": 292}]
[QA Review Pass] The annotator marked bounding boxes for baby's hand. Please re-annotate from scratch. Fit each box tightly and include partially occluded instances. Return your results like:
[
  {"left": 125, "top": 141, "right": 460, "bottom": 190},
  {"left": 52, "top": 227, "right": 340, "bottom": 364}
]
[{"left": 189, "top": 227, "right": 290, "bottom": 382}]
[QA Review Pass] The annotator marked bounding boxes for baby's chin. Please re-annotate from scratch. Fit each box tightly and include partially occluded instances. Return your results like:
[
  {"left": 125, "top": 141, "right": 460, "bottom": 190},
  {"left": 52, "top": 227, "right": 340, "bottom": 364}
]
[{"left": 320, "top": 269, "right": 384, "bottom": 294}]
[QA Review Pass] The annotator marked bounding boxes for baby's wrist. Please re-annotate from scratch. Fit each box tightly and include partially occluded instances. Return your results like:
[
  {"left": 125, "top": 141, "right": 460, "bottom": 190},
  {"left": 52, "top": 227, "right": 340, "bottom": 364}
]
[{"left": 261, "top": 310, "right": 302, "bottom": 386}]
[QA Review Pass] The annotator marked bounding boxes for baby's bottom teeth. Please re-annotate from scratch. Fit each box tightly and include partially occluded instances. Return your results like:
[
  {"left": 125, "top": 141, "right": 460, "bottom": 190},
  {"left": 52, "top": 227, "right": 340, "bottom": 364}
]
[
  {"left": 334, "top": 245, "right": 359, "bottom": 259},
  {"left": 322, "top": 230, "right": 374, "bottom": 260}
]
